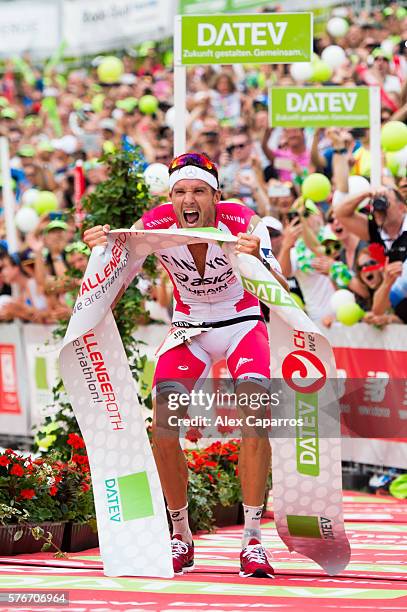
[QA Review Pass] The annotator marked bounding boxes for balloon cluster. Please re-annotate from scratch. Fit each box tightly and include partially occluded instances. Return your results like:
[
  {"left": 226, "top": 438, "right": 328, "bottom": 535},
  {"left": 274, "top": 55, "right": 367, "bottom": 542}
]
[
  {"left": 15, "top": 189, "right": 58, "bottom": 233},
  {"left": 330, "top": 290, "right": 365, "bottom": 326}
]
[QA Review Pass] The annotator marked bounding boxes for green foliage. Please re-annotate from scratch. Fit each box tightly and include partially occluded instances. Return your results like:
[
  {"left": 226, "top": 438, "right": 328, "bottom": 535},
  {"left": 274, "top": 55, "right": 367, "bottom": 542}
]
[
  {"left": 33, "top": 149, "right": 157, "bottom": 453},
  {"left": 187, "top": 471, "right": 215, "bottom": 533}
]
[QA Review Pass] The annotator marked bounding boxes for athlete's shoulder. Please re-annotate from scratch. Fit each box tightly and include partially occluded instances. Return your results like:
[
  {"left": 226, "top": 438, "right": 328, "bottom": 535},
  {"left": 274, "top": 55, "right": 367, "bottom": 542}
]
[
  {"left": 215, "top": 201, "right": 256, "bottom": 234},
  {"left": 141, "top": 202, "right": 178, "bottom": 229}
]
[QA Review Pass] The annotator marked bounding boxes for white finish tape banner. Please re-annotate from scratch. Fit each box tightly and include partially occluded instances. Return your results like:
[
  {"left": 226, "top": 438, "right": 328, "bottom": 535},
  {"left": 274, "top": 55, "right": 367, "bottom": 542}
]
[{"left": 60, "top": 227, "right": 350, "bottom": 577}]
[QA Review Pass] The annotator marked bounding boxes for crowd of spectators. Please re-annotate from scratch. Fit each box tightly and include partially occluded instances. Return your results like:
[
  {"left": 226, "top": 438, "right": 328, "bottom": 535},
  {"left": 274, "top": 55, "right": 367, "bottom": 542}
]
[{"left": 0, "top": 4, "right": 406, "bottom": 327}]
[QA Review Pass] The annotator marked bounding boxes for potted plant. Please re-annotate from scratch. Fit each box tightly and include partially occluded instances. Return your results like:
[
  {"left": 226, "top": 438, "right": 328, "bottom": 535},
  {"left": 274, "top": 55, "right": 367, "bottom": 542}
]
[
  {"left": 0, "top": 449, "right": 66, "bottom": 555},
  {"left": 54, "top": 434, "right": 98, "bottom": 552},
  {"left": 184, "top": 440, "right": 242, "bottom": 530}
]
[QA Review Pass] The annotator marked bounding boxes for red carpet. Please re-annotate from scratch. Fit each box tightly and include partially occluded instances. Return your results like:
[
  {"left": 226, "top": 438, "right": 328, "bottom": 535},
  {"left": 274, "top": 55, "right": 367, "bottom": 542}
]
[{"left": 0, "top": 491, "right": 406, "bottom": 611}]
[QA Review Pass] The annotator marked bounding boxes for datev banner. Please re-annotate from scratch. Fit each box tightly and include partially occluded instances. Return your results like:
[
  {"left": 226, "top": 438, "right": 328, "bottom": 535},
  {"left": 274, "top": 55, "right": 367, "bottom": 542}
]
[
  {"left": 178, "top": 13, "right": 313, "bottom": 65},
  {"left": 269, "top": 87, "right": 371, "bottom": 128}
]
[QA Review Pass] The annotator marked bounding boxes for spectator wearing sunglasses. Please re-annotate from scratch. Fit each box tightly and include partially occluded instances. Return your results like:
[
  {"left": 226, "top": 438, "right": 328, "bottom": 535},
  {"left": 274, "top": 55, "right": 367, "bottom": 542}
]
[{"left": 220, "top": 128, "right": 269, "bottom": 213}]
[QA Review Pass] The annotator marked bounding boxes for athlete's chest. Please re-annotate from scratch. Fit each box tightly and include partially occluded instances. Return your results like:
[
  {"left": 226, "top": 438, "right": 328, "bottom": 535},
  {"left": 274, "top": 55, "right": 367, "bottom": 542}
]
[{"left": 158, "top": 243, "right": 238, "bottom": 296}]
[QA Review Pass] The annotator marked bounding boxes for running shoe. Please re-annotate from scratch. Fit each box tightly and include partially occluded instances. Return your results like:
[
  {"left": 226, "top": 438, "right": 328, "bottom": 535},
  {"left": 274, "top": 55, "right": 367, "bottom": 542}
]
[
  {"left": 239, "top": 538, "right": 275, "bottom": 578},
  {"left": 171, "top": 534, "right": 194, "bottom": 574}
]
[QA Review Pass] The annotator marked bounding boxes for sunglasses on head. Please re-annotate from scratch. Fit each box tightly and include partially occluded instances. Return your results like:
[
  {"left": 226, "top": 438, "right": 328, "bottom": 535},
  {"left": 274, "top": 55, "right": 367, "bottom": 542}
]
[
  {"left": 169, "top": 152, "right": 217, "bottom": 176},
  {"left": 324, "top": 242, "right": 341, "bottom": 256}
]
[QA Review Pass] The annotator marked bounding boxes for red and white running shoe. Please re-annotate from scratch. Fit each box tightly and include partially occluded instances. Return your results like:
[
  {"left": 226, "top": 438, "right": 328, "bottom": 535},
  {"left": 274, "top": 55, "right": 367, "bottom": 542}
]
[
  {"left": 239, "top": 539, "right": 275, "bottom": 578},
  {"left": 171, "top": 534, "right": 195, "bottom": 574}
]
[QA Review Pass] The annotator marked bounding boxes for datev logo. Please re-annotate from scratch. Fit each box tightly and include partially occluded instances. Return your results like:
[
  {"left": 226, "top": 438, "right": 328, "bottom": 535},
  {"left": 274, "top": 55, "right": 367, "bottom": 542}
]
[
  {"left": 282, "top": 350, "right": 327, "bottom": 394},
  {"left": 104, "top": 472, "right": 154, "bottom": 522},
  {"left": 287, "top": 515, "right": 334, "bottom": 540}
]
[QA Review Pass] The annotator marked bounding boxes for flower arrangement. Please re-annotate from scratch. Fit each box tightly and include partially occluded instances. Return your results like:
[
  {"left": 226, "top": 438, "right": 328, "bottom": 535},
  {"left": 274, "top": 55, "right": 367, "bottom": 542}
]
[
  {"left": 0, "top": 435, "right": 94, "bottom": 527},
  {"left": 185, "top": 440, "right": 242, "bottom": 532}
]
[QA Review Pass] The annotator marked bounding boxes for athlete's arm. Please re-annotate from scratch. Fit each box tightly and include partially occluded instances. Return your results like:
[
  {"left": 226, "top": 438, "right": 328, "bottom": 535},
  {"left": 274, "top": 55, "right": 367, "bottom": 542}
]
[{"left": 244, "top": 215, "right": 290, "bottom": 292}]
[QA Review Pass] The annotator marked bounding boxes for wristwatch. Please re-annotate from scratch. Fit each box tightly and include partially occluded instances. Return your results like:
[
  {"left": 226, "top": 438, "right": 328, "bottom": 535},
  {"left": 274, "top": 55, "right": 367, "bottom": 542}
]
[{"left": 333, "top": 148, "right": 347, "bottom": 154}]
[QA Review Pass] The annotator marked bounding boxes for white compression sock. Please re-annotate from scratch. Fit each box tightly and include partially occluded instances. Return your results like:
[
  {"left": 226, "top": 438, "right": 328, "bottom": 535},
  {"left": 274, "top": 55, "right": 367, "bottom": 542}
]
[
  {"left": 168, "top": 504, "right": 193, "bottom": 544},
  {"left": 242, "top": 504, "right": 263, "bottom": 548}
]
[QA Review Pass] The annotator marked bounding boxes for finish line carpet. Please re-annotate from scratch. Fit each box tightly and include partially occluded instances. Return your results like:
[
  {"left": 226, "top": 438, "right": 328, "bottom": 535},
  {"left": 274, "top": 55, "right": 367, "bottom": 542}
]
[{"left": 0, "top": 492, "right": 406, "bottom": 611}]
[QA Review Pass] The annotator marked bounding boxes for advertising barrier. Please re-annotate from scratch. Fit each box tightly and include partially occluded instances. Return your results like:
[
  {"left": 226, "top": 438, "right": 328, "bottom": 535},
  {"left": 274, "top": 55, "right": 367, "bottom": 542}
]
[
  {"left": 0, "top": 0, "right": 175, "bottom": 58},
  {"left": 1, "top": 320, "right": 406, "bottom": 472}
]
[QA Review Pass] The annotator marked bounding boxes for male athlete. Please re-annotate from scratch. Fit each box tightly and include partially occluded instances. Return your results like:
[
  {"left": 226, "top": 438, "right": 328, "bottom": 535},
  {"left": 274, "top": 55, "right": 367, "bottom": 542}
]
[{"left": 84, "top": 153, "right": 288, "bottom": 578}]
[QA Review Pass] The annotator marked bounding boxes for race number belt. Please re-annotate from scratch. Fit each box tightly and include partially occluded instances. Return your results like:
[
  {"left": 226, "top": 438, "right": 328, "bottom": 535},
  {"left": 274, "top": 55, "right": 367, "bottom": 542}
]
[{"left": 172, "top": 314, "right": 264, "bottom": 329}]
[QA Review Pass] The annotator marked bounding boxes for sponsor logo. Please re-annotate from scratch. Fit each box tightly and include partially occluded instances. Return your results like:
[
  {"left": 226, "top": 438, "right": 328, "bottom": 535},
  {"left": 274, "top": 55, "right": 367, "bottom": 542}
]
[
  {"left": 282, "top": 350, "right": 326, "bottom": 394},
  {"left": 178, "top": 365, "right": 189, "bottom": 371},
  {"left": 287, "top": 515, "right": 334, "bottom": 540},
  {"left": 104, "top": 472, "right": 154, "bottom": 523},
  {"left": 234, "top": 357, "right": 253, "bottom": 373},
  {"left": 287, "top": 91, "right": 357, "bottom": 114},
  {"left": 295, "top": 393, "right": 319, "bottom": 476},
  {"left": 197, "top": 21, "right": 288, "bottom": 48}
]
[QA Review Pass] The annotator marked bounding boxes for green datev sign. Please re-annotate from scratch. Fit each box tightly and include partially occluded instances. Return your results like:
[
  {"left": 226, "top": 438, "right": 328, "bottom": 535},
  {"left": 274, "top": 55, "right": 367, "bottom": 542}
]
[
  {"left": 269, "top": 87, "right": 371, "bottom": 128},
  {"left": 179, "top": 13, "right": 313, "bottom": 65},
  {"left": 179, "top": 0, "right": 270, "bottom": 12}
]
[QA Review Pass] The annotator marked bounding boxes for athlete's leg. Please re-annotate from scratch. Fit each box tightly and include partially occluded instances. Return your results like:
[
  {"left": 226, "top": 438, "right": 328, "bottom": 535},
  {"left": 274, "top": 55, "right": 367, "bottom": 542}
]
[
  {"left": 226, "top": 321, "right": 272, "bottom": 507},
  {"left": 151, "top": 341, "right": 210, "bottom": 509},
  {"left": 226, "top": 321, "right": 275, "bottom": 577}
]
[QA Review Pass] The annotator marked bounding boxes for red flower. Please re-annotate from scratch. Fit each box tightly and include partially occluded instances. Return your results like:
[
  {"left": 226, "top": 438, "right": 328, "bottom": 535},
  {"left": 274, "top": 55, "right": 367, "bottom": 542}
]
[
  {"left": 67, "top": 433, "right": 85, "bottom": 449},
  {"left": 0, "top": 455, "right": 11, "bottom": 467},
  {"left": 207, "top": 474, "right": 214, "bottom": 483},
  {"left": 5, "top": 449, "right": 16, "bottom": 456},
  {"left": 228, "top": 453, "right": 239, "bottom": 462},
  {"left": 81, "top": 464, "right": 90, "bottom": 473},
  {"left": 49, "top": 485, "right": 58, "bottom": 496},
  {"left": 72, "top": 454, "right": 88, "bottom": 465},
  {"left": 10, "top": 464, "right": 24, "bottom": 477},
  {"left": 81, "top": 482, "right": 90, "bottom": 493},
  {"left": 19, "top": 489, "right": 35, "bottom": 500}
]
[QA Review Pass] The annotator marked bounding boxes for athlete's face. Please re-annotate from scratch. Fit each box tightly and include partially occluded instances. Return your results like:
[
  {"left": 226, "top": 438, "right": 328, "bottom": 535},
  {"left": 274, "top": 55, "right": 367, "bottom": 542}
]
[{"left": 171, "top": 179, "right": 220, "bottom": 228}]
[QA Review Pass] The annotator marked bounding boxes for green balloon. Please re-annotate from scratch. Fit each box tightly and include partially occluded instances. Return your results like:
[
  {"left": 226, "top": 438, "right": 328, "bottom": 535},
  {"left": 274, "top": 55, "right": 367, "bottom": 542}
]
[
  {"left": 336, "top": 303, "right": 365, "bottom": 326},
  {"left": 97, "top": 56, "right": 124, "bottom": 84},
  {"left": 389, "top": 474, "right": 407, "bottom": 499},
  {"left": 381, "top": 121, "right": 407, "bottom": 152},
  {"left": 301, "top": 173, "right": 331, "bottom": 202},
  {"left": 311, "top": 60, "right": 333, "bottom": 83},
  {"left": 34, "top": 191, "right": 58, "bottom": 215},
  {"left": 163, "top": 50, "right": 173, "bottom": 68},
  {"left": 103, "top": 140, "right": 116, "bottom": 154},
  {"left": 139, "top": 95, "right": 158, "bottom": 115},
  {"left": 92, "top": 93, "right": 105, "bottom": 113}
]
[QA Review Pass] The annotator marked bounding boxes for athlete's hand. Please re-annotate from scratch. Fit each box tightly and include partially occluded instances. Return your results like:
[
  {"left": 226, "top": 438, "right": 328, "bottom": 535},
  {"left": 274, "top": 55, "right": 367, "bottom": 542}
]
[
  {"left": 83, "top": 224, "right": 110, "bottom": 249},
  {"left": 236, "top": 233, "right": 261, "bottom": 257}
]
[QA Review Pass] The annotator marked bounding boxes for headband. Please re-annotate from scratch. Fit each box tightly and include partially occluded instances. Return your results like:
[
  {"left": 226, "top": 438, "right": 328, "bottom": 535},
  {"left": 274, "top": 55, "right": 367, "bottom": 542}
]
[{"left": 169, "top": 165, "right": 218, "bottom": 191}]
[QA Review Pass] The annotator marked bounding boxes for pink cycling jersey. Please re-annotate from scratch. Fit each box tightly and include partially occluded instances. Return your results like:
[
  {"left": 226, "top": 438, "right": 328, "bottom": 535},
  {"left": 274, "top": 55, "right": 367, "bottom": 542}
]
[{"left": 141, "top": 201, "right": 281, "bottom": 324}]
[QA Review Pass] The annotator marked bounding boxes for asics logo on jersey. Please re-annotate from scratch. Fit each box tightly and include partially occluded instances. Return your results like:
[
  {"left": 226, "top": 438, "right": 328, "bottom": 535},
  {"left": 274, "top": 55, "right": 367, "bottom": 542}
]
[
  {"left": 235, "top": 357, "right": 254, "bottom": 373},
  {"left": 173, "top": 269, "right": 234, "bottom": 286}
]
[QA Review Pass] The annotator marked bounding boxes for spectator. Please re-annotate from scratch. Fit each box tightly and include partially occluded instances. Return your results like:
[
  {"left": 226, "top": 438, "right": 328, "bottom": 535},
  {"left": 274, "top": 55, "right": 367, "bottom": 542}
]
[
  {"left": 334, "top": 187, "right": 407, "bottom": 261},
  {"left": 219, "top": 127, "right": 269, "bottom": 213},
  {"left": 0, "top": 252, "right": 48, "bottom": 322}
]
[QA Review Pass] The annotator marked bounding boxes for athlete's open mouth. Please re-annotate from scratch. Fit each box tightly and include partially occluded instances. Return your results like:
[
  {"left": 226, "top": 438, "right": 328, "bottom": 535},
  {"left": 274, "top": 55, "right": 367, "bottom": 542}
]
[{"left": 183, "top": 209, "right": 200, "bottom": 226}]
